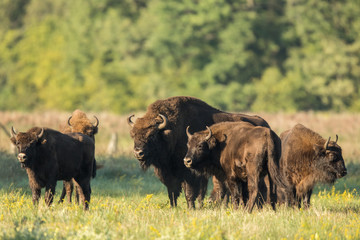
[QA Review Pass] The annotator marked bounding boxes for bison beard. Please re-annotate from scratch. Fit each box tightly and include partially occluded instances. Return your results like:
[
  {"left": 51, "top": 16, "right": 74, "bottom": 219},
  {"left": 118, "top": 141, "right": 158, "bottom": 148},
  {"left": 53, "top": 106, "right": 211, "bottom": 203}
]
[{"left": 129, "top": 96, "right": 271, "bottom": 208}]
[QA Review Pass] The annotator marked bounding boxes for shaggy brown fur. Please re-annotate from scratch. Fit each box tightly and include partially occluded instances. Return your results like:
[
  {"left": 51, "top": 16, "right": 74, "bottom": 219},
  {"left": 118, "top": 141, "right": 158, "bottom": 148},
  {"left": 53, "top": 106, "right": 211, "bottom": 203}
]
[
  {"left": 129, "top": 96, "right": 270, "bottom": 208},
  {"left": 278, "top": 124, "right": 347, "bottom": 208},
  {"left": 59, "top": 110, "right": 99, "bottom": 204},
  {"left": 10, "top": 127, "right": 95, "bottom": 210},
  {"left": 184, "top": 121, "right": 289, "bottom": 212}
]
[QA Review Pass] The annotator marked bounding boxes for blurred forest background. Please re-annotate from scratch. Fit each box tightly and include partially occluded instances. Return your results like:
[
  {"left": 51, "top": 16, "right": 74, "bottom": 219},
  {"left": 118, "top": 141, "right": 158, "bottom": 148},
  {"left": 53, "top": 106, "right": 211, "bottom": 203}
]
[{"left": 0, "top": 0, "right": 359, "bottom": 113}]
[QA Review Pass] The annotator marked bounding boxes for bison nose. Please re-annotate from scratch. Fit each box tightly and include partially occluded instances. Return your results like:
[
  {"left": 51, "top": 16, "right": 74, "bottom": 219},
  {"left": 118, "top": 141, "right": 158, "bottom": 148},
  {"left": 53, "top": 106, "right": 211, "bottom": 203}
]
[
  {"left": 18, "top": 153, "right": 27, "bottom": 162},
  {"left": 184, "top": 157, "right": 192, "bottom": 167},
  {"left": 134, "top": 148, "right": 145, "bottom": 160}
]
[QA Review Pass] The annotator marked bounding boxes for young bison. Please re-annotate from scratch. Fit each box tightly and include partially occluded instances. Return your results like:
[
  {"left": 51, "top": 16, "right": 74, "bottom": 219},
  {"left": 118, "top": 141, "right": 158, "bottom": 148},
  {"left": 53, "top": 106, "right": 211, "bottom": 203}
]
[
  {"left": 278, "top": 124, "right": 347, "bottom": 208},
  {"left": 184, "top": 121, "right": 289, "bottom": 212},
  {"left": 10, "top": 127, "right": 95, "bottom": 210},
  {"left": 59, "top": 109, "right": 99, "bottom": 204}
]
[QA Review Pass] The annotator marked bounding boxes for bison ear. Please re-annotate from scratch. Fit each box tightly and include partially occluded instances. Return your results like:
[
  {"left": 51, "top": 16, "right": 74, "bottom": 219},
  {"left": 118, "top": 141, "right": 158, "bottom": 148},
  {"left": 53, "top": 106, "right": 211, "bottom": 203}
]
[
  {"left": 219, "top": 134, "right": 227, "bottom": 143},
  {"left": 35, "top": 134, "right": 47, "bottom": 145},
  {"left": 207, "top": 137, "right": 217, "bottom": 149},
  {"left": 313, "top": 144, "right": 324, "bottom": 155},
  {"left": 10, "top": 137, "right": 16, "bottom": 145}
]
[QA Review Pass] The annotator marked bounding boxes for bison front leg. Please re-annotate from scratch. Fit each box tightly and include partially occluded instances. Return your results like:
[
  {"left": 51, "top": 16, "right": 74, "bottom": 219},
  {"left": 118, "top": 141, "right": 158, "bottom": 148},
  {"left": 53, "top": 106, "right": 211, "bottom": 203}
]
[
  {"left": 44, "top": 184, "right": 56, "bottom": 207},
  {"left": 196, "top": 176, "right": 208, "bottom": 208},
  {"left": 155, "top": 168, "right": 182, "bottom": 208},
  {"left": 31, "top": 188, "right": 41, "bottom": 206},
  {"left": 183, "top": 174, "right": 208, "bottom": 209},
  {"left": 167, "top": 183, "right": 181, "bottom": 208},
  {"left": 183, "top": 181, "right": 196, "bottom": 209},
  {"left": 303, "top": 189, "right": 313, "bottom": 209},
  {"left": 226, "top": 178, "right": 241, "bottom": 210}
]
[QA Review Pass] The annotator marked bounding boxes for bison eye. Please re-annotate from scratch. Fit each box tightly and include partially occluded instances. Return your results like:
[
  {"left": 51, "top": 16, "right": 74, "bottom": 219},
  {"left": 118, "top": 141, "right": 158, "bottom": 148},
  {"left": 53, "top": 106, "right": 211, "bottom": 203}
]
[
  {"left": 197, "top": 143, "right": 206, "bottom": 150},
  {"left": 329, "top": 154, "right": 338, "bottom": 162}
]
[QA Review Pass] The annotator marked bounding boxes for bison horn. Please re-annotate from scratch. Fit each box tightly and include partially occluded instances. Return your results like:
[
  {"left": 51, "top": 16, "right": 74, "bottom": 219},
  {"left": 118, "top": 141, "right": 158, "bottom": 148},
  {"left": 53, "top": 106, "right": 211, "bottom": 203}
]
[
  {"left": 93, "top": 115, "right": 99, "bottom": 127},
  {"left": 67, "top": 116, "right": 72, "bottom": 127},
  {"left": 335, "top": 134, "right": 338, "bottom": 144},
  {"left": 205, "top": 126, "right": 212, "bottom": 141},
  {"left": 158, "top": 114, "right": 168, "bottom": 130},
  {"left": 127, "top": 114, "right": 135, "bottom": 127},
  {"left": 186, "top": 126, "right": 192, "bottom": 139},
  {"left": 11, "top": 126, "right": 17, "bottom": 137},
  {"left": 38, "top": 128, "right": 44, "bottom": 139},
  {"left": 324, "top": 137, "right": 331, "bottom": 150}
]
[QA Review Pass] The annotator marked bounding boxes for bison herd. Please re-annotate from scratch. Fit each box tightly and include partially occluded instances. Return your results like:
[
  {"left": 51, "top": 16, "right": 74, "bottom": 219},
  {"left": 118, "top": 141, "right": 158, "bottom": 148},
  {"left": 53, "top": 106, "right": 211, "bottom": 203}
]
[{"left": 10, "top": 96, "right": 347, "bottom": 211}]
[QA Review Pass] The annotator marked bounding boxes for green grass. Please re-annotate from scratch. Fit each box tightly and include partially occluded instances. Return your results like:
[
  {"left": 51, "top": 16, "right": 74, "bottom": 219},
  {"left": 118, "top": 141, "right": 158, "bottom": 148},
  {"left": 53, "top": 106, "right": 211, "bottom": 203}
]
[{"left": 1, "top": 151, "right": 360, "bottom": 240}]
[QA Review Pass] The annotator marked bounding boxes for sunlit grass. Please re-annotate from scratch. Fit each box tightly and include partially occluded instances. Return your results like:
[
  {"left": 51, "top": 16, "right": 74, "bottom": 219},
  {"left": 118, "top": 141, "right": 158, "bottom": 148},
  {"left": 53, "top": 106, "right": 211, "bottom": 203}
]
[
  {"left": 1, "top": 189, "right": 359, "bottom": 239},
  {"left": 0, "top": 153, "right": 359, "bottom": 239}
]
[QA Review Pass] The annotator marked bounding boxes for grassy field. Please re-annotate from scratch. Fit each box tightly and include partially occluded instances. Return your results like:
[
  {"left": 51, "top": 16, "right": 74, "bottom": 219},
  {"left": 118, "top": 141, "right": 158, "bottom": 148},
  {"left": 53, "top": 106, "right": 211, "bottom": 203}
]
[{"left": 0, "top": 111, "right": 360, "bottom": 239}]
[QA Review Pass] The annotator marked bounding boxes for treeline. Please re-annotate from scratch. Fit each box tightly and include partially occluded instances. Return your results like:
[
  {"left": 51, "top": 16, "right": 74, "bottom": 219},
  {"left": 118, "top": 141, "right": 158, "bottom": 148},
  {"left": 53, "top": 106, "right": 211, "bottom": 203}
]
[{"left": 0, "top": 0, "right": 359, "bottom": 113}]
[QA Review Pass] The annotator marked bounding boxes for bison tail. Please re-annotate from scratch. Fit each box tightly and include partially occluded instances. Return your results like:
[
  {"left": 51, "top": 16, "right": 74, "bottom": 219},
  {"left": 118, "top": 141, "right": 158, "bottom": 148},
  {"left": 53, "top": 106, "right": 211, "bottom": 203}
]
[
  {"left": 92, "top": 159, "right": 97, "bottom": 178},
  {"left": 267, "top": 130, "right": 289, "bottom": 190}
]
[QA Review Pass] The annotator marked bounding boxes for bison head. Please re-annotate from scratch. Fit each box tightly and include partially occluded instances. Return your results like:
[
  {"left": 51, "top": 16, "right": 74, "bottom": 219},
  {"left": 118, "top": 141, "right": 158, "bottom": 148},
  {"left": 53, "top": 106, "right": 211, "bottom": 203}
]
[
  {"left": 128, "top": 114, "right": 169, "bottom": 170},
  {"left": 183, "top": 126, "right": 216, "bottom": 170},
  {"left": 10, "top": 127, "right": 45, "bottom": 168},
  {"left": 313, "top": 135, "right": 347, "bottom": 183},
  {"left": 67, "top": 115, "right": 99, "bottom": 140}
]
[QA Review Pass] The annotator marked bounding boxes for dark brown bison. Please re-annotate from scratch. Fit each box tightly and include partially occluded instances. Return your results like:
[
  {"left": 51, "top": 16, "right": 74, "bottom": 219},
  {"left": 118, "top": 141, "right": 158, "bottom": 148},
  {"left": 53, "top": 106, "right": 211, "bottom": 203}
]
[
  {"left": 10, "top": 127, "right": 95, "bottom": 210},
  {"left": 278, "top": 123, "right": 347, "bottom": 208},
  {"left": 59, "top": 110, "right": 100, "bottom": 204},
  {"left": 128, "top": 96, "right": 270, "bottom": 208},
  {"left": 184, "top": 121, "right": 289, "bottom": 212}
]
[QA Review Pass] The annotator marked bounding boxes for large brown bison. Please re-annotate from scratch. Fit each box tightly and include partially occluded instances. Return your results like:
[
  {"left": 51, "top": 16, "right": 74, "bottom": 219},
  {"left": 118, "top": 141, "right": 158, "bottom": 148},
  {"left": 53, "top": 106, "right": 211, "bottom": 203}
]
[
  {"left": 10, "top": 127, "right": 95, "bottom": 210},
  {"left": 59, "top": 110, "right": 99, "bottom": 203},
  {"left": 64, "top": 109, "right": 99, "bottom": 139},
  {"left": 128, "top": 96, "right": 270, "bottom": 208},
  {"left": 184, "top": 121, "right": 289, "bottom": 212},
  {"left": 278, "top": 123, "right": 347, "bottom": 208}
]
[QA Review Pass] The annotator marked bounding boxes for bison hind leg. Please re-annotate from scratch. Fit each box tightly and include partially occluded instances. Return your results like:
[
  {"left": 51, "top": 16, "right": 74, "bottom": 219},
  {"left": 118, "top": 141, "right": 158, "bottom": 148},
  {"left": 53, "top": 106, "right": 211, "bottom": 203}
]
[
  {"left": 245, "top": 172, "right": 260, "bottom": 213},
  {"left": 74, "top": 178, "right": 91, "bottom": 210}
]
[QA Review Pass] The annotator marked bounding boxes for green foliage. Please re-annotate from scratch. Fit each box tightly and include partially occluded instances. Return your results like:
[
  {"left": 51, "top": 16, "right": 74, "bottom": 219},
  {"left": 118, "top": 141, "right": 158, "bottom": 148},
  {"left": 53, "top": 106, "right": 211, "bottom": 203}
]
[{"left": 0, "top": 0, "right": 359, "bottom": 113}]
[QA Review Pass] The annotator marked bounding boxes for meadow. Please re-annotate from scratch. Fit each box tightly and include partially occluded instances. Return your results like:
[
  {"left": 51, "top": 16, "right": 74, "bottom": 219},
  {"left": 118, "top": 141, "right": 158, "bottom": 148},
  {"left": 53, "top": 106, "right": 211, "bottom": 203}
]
[{"left": 0, "top": 111, "right": 360, "bottom": 239}]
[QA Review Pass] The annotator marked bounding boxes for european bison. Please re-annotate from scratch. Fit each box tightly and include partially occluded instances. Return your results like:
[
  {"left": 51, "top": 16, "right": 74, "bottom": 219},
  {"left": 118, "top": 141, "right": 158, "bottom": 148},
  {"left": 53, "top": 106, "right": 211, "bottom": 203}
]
[
  {"left": 128, "top": 96, "right": 270, "bottom": 208},
  {"left": 59, "top": 110, "right": 99, "bottom": 204},
  {"left": 184, "top": 122, "right": 289, "bottom": 212},
  {"left": 64, "top": 109, "right": 99, "bottom": 139},
  {"left": 10, "top": 127, "right": 95, "bottom": 210},
  {"left": 278, "top": 123, "right": 347, "bottom": 208}
]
